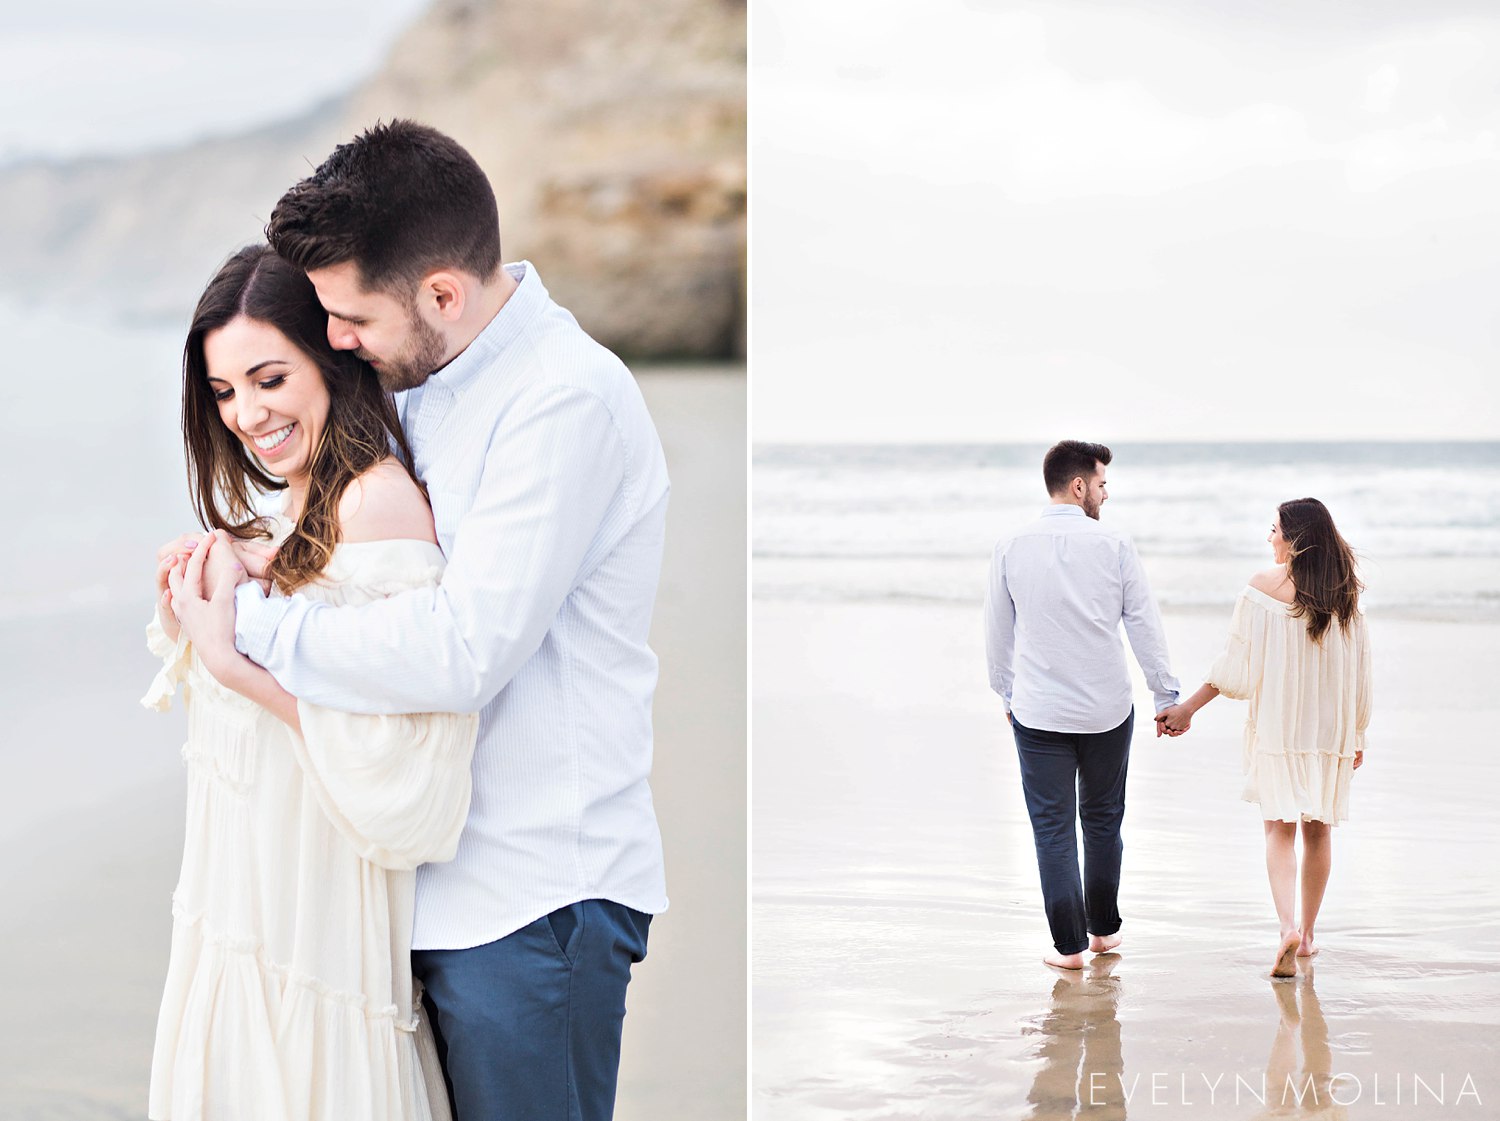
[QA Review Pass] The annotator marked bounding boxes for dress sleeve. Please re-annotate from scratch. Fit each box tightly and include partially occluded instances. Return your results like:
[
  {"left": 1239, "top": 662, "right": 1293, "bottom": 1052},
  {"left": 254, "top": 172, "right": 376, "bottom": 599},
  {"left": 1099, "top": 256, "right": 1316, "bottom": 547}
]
[
  {"left": 1355, "top": 614, "right": 1372, "bottom": 753},
  {"left": 141, "top": 608, "right": 192, "bottom": 712},
  {"left": 290, "top": 703, "right": 480, "bottom": 871},
  {"left": 1206, "top": 592, "right": 1256, "bottom": 700}
]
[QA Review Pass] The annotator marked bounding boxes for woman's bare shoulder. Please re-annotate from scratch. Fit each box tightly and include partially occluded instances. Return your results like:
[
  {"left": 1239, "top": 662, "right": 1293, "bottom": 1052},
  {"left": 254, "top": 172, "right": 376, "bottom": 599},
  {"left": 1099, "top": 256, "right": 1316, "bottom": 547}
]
[
  {"left": 1247, "top": 565, "right": 1295, "bottom": 603},
  {"left": 337, "top": 459, "right": 438, "bottom": 545}
]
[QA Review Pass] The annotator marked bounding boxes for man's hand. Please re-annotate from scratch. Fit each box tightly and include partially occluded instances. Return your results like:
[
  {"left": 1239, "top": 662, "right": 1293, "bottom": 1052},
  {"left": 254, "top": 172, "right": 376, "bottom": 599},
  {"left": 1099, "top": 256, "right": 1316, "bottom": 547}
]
[
  {"left": 227, "top": 538, "right": 277, "bottom": 589},
  {"left": 1155, "top": 704, "right": 1191, "bottom": 737},
  {"left": 167, "top": 531, "right": 247, "bottom": 681}
]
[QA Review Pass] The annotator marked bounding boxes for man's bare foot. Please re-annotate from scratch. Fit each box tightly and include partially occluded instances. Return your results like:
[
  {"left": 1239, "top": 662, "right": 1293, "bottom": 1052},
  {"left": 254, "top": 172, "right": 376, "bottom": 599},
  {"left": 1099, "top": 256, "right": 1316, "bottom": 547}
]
[
  {"left": 1043, "top": 950, "right": 1086, "bottom": 969},
  {"left": 1296, "top": 931, "right": 1320, "bottom": 957},
  {"left": 1271, "top": 930, "right": 1301, "bottom": 978},
  {"left": 1089, "top": 933, "right": 1123, "bottom": 954}
]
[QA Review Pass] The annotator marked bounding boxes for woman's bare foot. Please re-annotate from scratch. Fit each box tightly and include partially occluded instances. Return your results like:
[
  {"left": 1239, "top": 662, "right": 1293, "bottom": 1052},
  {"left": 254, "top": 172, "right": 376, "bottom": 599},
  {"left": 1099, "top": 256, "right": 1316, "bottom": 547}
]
[
  {"left": 1296, "top": 930, "right": 1320, "bottom": 957},
  {"left": 1271, "top": 930, "right": 1302, "bottom": 978},
  {"left": 1043, "top": 950, "right": 1086, "bottom": 969},
  {"left": 1089, "top": 933, "right": 1123, "bottom": 954}
]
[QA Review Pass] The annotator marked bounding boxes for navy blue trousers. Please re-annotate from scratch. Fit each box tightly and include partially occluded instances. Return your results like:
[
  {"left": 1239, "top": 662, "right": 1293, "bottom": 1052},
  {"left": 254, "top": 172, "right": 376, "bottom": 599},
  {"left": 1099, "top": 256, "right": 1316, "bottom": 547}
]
[
  {"left": 1011, "top": 709, "right": 1133, "bottom": 956},
  {"left": 412, "top": 899, "right": 651, "bottom": 1121}
]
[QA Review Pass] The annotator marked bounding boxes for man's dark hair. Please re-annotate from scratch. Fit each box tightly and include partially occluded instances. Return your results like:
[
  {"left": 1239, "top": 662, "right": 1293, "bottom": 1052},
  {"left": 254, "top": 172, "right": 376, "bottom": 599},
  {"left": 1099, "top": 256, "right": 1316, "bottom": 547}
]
[
  {"left": 265, "top": 119, "right": 502, "bottom": 295},
  {"left": 1043, "top": 440, "right": 1112, "bottom": 496}
]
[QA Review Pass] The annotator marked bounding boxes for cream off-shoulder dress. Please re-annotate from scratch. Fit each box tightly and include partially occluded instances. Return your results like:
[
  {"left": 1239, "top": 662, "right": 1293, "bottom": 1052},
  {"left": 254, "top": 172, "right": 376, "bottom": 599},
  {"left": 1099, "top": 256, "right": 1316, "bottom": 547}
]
[
  {"left": 141, "top": 531, "right": 478, "bottom": 1121},
  {"left": 1207, "top": 586, "right": 1372, "bottom": 825}
]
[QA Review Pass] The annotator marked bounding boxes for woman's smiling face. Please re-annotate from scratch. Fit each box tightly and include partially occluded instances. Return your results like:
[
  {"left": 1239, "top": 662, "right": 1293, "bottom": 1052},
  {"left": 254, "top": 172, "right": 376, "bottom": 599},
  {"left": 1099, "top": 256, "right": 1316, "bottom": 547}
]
[
  {"left": 1268, "top": 516, "right": 1291, "bottom": 564},
  {"left": 203, "top": 315, "right": 331, "bottom": 488}
]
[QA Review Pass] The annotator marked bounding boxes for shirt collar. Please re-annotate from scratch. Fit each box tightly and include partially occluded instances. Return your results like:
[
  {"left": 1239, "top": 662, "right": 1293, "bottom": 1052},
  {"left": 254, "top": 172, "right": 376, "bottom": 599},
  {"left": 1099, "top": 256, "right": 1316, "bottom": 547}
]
[
  {"left": 427, "top": 260, "right": 546, "bottom": 394},
  {"left": 1041, "top": 504, "right": 1087, "bottom": 517}
]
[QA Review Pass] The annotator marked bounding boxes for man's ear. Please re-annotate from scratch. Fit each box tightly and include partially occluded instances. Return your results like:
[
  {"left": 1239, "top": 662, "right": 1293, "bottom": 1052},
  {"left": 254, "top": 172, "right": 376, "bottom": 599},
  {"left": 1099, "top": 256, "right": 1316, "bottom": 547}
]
[{"left": 422, "top": 271, "right": 468, "bottom": 322}]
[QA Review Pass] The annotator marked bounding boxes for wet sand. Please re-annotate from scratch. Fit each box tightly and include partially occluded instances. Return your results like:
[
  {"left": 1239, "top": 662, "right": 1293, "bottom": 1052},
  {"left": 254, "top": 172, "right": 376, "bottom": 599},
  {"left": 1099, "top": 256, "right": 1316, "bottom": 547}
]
[
  {"left": 753, "top": 598, "right": 1500, "bottom": 1119},
  {"left": 0, "top": 367, "right": 745, "bottom": 1121}
]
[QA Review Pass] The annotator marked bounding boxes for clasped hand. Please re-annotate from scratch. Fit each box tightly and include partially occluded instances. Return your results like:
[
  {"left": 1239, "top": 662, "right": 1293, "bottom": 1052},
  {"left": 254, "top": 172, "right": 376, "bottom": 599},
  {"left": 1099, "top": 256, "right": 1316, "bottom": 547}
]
[
  {"left": 1154, "top": 704, "right": 1191, "bottom": 738},
  {"left": 155, "top": 531, "right": 275, "bottom": 639},
  {"left": 157, "top": 530, "right": 262, "bottom": 677}
]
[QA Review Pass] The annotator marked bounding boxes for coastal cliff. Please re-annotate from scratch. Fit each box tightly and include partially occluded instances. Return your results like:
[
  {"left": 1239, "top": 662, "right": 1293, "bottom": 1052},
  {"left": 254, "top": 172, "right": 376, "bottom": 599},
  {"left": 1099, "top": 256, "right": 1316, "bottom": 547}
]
[{"left": 0, "top": 0, "right": 745, "bottom": 358}]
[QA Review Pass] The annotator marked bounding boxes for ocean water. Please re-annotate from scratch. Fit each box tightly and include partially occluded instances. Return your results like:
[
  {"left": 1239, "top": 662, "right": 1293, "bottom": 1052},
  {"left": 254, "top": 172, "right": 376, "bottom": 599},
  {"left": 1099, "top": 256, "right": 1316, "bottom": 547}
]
[
  {"left": 0, "top": 299, "right": 189, "bottom": 621},
  {"left": 753, "top": 442, "right": 1500, "bottom": 619}
]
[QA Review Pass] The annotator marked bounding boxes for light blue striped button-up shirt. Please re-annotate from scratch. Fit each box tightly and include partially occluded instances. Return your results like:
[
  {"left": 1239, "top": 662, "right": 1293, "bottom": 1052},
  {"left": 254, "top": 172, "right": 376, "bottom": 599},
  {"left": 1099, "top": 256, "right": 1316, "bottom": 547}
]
[
  {"left": 984, "top": 504, "right": 1180, "bottom": 734},
  {"left": 234, "top": 261, "right": 669, "bottom": 950}
]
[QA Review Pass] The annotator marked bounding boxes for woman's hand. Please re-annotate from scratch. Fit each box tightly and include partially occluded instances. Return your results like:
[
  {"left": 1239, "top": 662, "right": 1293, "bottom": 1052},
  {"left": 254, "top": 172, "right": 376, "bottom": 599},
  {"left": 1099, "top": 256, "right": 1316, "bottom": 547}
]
[
  {"left": 155, "top": 552, "right": 184, "bottom": 643},
  {"left": 158, "top": 529, "right": 276, "bottom": 594},
  {"left": 200, "top": 529, "right": 252, "bottom": 593},
  {"left": 169, "top": 532, "right": 247, "bottom": 684},
  {"left": 154, "top": 532, "right": 206, "bottom": 642},
  {"left": 156, "top": 532, "right": 202, "bottom": 567},
  {"left": 1353, "top": 750, "right": 1364, "bottom": 771},
  {"left": 1155, "top": 704, "right": 1191, "bottom": 737},
  {"left": 1155, "top": 684, "right": 1220, "bottom": 739}
]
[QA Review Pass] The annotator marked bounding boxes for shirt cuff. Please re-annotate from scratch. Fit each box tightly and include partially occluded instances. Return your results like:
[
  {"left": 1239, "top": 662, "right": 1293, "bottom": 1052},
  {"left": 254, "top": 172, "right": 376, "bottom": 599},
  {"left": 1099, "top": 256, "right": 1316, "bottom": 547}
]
[{"left": 234, "top": 581, "right": 283, "bottom": 661}]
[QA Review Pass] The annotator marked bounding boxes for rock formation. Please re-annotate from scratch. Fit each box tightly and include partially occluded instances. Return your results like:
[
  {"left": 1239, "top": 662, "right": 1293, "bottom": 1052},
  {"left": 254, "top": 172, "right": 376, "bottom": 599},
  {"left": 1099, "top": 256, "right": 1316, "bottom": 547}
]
[{"left": 0, "top": 0, "right": 746, "bottom": 359}]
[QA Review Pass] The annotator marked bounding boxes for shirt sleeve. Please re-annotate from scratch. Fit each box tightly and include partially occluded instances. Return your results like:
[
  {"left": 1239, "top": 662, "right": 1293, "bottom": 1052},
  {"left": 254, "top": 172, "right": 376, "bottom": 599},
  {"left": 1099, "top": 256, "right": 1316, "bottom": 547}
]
[
  {"left": 1206, "top": 592, "right": 1255, "bottom": 700},
  {"left": 234, "top": 383, "right": 629, "bottom": 715},
  {"left": 291, "top": 703, "right": 480, "bottom": 870},
  {"left": 983, "top": 546, "right": 1015, "bottom": 709},
  {"left": 1118, "top": 537, "right": 1181, "bottom": 713}
]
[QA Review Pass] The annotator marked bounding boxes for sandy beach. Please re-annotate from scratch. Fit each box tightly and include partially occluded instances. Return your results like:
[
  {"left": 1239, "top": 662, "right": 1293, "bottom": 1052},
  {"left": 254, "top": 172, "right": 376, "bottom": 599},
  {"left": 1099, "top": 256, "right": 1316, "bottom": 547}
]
[
  {"left": 0, "top": 366, "right": 745, "bottom": 1121},
  {"left": 753, "top": 597, "right": 1500, "bottom": 1120}
]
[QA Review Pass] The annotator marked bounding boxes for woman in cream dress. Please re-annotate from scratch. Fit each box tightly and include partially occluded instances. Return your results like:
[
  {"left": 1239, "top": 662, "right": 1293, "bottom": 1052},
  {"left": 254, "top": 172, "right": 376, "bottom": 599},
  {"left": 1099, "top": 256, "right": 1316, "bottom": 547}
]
[
  {"left": 143, "top": 245, "right": 478, "bottom": 1120},
  {"left": 1158, "top": 498, "right": 1371, "bottom": 979}
]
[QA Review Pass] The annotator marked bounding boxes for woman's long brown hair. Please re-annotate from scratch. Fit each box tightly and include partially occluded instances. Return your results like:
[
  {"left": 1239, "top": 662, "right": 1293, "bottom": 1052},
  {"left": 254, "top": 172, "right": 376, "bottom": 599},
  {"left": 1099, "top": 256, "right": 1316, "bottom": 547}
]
[
  {"left": 1278, "top": 497, "right": 1362, "bottom": 643},
  {"left": 182, "top": 245, "right": 423, "bottom": 593}
]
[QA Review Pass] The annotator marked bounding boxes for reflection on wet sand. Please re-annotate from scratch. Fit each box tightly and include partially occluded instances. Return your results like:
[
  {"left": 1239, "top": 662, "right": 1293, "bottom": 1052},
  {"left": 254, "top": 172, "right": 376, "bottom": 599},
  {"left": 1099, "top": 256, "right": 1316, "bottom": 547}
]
[
  {"left": 1253, "top": 968, "right": 1349, "bottom": 1120},
  {"left": 1021, "top": 958, "right": 1351, "bottom": 1120},
  {"left": 1026, "top": 954, "right": 1126, "bottom": 1120},
  {"left": 753, "top": 602, "right": 1500, "bottom": 1119}
]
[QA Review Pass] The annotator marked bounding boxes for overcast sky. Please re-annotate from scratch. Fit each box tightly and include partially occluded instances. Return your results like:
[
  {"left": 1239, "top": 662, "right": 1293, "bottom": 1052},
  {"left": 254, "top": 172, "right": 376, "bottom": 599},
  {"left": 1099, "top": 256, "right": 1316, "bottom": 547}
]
[
  {"left": 0, "top": 0, "right": 428, "bottom": 161},
  {"left": 751, "top": 0, "right": 1500, "bottom": 442}
]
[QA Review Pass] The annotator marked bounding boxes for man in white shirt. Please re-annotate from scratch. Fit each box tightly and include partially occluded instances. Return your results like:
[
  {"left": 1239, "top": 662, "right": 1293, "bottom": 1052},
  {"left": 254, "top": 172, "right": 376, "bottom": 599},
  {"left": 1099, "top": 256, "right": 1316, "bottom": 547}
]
[
  {"left": 171, "top": 120, "right": 667, "bottom": 1121},
  {"left": 984, "top": 440, "right": 1180, "bottom": 969}
]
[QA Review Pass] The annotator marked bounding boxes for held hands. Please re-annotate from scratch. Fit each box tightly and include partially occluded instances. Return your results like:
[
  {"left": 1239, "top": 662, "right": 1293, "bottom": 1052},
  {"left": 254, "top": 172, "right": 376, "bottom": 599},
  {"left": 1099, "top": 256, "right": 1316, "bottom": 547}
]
[
  {"left": 156, "top": 531, "right": 276, "bottom": 637},
  {"left": 166, "top": 530, "right": 252, "bottom": 684},
  {"left": 157, "top": 532, "right": 276, "bottom": 585},
  {"left": 1154, "top": 704, "right": 1192, "bottom": 738}
]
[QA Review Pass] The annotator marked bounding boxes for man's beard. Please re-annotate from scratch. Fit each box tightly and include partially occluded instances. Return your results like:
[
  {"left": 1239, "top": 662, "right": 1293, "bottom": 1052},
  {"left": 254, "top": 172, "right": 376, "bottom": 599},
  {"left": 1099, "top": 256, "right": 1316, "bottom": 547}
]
[
  {"left": 364, "top": 314, "right": 448, "bottom": 392},
  {"left": 1083, "top": 493, "right": 1102, "bottom": 520}
]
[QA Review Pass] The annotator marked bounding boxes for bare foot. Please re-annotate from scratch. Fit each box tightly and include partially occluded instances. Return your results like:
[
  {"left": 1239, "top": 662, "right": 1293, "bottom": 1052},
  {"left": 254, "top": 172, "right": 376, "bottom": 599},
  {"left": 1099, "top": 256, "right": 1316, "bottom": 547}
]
[
  {"left": 1089, "top": 933, "right": 1123, "bottom": 954},
  {"left": 1271, "top": 930, "right": 1301, "bottom": 978},
  {"left": 1043, "top": 950, "right": 1086, "bottom": 970},
  {"left": 1296, "top": 931, "right": 1320, "bottom": 958}
]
